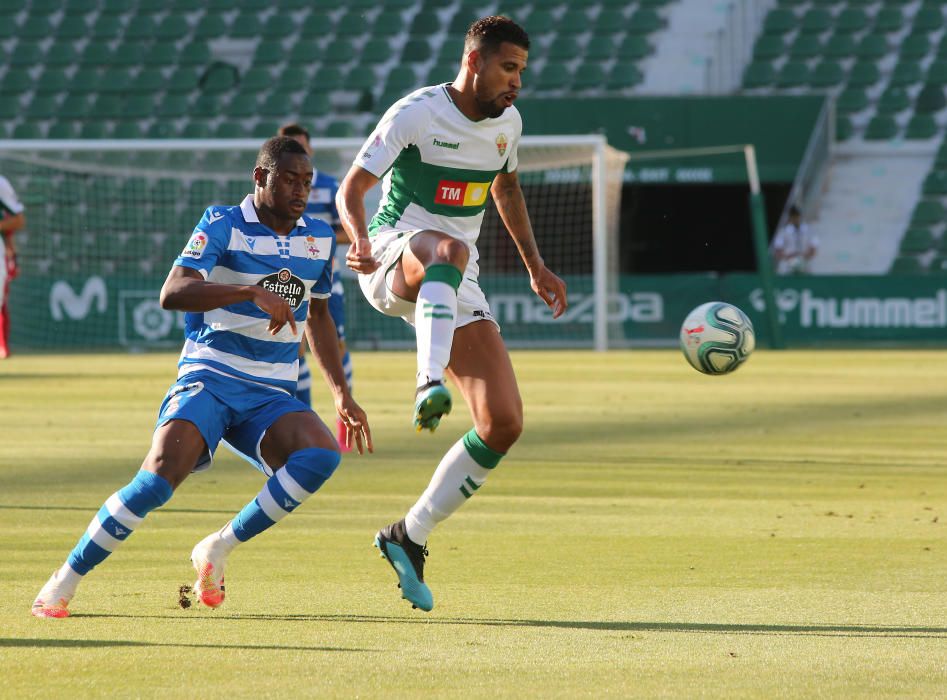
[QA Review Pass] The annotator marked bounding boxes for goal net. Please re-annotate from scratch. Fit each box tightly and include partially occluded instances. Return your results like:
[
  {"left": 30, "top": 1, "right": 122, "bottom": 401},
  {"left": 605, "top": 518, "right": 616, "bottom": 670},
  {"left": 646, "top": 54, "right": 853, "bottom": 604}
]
[{"left": 0, "top": 137, "right": 627, "bottom": 353}]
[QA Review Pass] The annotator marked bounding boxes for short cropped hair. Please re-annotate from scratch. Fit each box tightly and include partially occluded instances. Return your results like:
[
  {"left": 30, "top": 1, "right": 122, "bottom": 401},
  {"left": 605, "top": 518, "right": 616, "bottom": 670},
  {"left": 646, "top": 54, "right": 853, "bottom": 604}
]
[
  {"left": 255, "top": 136, "right": 309, "bottom": 172},
  {"left": 464, "top": 15, "right": 530, "bottom": 58},
  {"left": 277, "top": 123, "right": 310, "bottom": 141}
]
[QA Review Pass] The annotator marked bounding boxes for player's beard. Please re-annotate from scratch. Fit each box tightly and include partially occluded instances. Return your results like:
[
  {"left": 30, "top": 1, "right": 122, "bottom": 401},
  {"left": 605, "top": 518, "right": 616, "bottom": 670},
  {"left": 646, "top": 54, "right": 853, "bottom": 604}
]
[{"left": 473, "top": 84, "right": 509, "bottom": 118}]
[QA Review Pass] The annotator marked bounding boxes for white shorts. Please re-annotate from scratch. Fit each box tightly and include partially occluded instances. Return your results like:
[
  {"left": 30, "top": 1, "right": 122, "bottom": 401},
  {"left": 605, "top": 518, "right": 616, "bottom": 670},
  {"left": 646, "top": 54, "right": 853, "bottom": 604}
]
[{"left": 358, "top": 228, "right": 498, "bottom": 330}]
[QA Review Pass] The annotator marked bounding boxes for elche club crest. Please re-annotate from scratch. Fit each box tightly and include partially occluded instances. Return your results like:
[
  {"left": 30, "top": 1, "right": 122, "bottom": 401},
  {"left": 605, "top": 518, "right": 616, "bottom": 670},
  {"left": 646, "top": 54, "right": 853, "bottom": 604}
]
[
  {"left": 257, "top": 267, "right": 306, "bottom": 309},
  {"left": 496, "top": 133, "right": 508, "bottom": 157}
]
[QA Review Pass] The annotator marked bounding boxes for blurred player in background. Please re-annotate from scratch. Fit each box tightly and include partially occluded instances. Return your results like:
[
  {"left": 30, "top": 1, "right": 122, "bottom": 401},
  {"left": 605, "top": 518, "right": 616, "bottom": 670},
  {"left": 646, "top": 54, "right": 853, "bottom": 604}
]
[
  {"left": 0, "top": 174, "right": 26, "bottom": 359},
  {"left": 278, "top": 123, "right": 355, "bottom": 452},
  {"left": 337, "top": 16, "right": 567, "bottom": 612},
  {"left": 31, "top": 137, "right": 372, "bottom": 618},
  {"left": 771, "top": 205, "right": 818, "bottom": 275}
]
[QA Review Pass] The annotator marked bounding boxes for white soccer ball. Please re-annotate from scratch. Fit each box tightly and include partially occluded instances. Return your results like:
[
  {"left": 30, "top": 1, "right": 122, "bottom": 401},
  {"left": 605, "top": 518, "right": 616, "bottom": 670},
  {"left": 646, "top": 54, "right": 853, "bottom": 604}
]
[{"left": 679, "top": 302, "right": 755, "bottom": 375}]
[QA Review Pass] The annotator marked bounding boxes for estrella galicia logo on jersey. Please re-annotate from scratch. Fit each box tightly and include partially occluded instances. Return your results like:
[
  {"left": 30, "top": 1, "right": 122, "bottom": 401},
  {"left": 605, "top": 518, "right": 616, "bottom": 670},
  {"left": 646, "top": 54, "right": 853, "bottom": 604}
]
[
  {"left": 434, "top": 180, "right": 490, "bottom": 207},
  {"left": 182, "top": 231, "right": 208, "bottom": 258},
  {"left": 496, "top": 133, "right": 508, "bottom": 157},
  {"left": 258, "top": 268, "right": 306, "bottom": 309}
]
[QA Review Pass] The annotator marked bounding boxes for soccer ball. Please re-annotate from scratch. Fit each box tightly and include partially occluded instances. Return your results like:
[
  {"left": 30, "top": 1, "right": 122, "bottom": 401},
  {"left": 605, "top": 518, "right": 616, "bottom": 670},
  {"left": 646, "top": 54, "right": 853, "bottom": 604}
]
[{"left": 679, "top": 302, "right": 755, "bottom": 375}]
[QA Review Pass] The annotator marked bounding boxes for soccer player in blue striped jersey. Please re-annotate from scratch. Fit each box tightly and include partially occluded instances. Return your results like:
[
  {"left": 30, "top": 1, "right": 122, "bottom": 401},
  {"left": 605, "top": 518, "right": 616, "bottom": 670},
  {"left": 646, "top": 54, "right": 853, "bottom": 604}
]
[
  {"left": 31, "top": 137, "right": 373, "bottom": 618},
  {"left": 279, "top": 123, "right": 355, "bottom": 452}
]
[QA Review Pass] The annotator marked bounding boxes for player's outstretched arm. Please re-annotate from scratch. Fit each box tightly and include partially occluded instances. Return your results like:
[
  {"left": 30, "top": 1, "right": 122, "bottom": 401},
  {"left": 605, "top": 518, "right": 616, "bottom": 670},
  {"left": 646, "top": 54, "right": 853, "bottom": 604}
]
[
  {"left": 160, "top": 266, "right": 297, "bottom": 336},
  {"left": 306, "top": 297, "right": 373, "bottom": 454},
  {"left": 336, "top": 165, "right": 381, "bottom": 275},
  {"left": 491, "top": 170, "right": 568, "bottom": 319}
]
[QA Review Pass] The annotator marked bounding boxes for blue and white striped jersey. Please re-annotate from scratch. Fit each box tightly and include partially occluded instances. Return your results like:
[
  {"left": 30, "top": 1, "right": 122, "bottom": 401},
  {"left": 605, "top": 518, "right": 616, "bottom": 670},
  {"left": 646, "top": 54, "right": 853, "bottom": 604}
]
[
  {"left": 173, "top": 195, "right": 336, "bottom": 394},
  {"left": 304, "top": 169, "right": 340, "bottom": 226}
]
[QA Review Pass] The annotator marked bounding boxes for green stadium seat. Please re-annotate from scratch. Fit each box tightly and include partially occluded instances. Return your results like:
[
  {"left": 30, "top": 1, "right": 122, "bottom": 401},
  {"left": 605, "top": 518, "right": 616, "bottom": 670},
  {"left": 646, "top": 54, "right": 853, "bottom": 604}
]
[
  {"left": 258, "top": 92, "right": 294, "bottom": 118},
  {"left": 403, "top": 39, "right": 432, "bottom": 62},
  {"left": 288, "top": 40, "right": 323, "bottom": 64},
  {"left": 177, "top": 41, "right": 212, "bottom": 66},
  {"left": 594, "top": 9, "right": 628, "bottom": 36},
  {"left": 45, "top": 44, "right": 78, "bottom": 66},
  {"left": 753, "top": 35, "right": 785, "bottom": 60},
  {"left": 585, "top": 37, "right": 617, "bottom": 62},
  {"left": 835, "top": 8, "right": 869, "bottom": 34},
  {"left": 800, "top": 8, "right": 831, "bottom": 34},
  {"left": 229, "top": 11, "right": 262, "bottom": 39},
  {"left": 262, "top": 13, "right": 295, "bottom": 38},
  {"left": 225, "top": 92, "right": 262, "bottom": 118},
  {"left": 426, "top": 63, "right": 455, "bottom": 86},
  {"left": 112, "top": 41, "right": 148, "bottom": 66},
  {"left": 0, "top": 70, "right": 31, "bottom": 95},
  {"left": 123, "top": 95, "right": 154, "bottom": 119},
  {"left": 189, "top": 93, "right": 222, "bottom": 118},
  {"left": 323, "top": 39, "right": 357, "bottom": 65},
  {"left": 302, "top": 10, "right": 335, "bottom": 36},
  {"left": 809, "top": 60, "right": 845, "bottom": 88},
  {"left": 559, "top": 9, "right": 592, "bottom": 35},
  {"left": 848, "top": 61, "right": 881, "bottom": 87},
  {"left": 526, "top": 10, "right": 555, "bottom": 34},
  {"left": 8, "top": 42, "right": 44, "bottom": 67},
  {"left": 743, "top": 61, "right": 775, "bottom": 88},
  {"left": 864, "top": 115, "right": 898, "bottom": 140},
  {"left": 98, "top": 0, "right": 127, "bottom": 15},
  {"left": 776, "top": 61, "right": 809, "bottom": 88},
  {"left": 763, "top": 8, "right": 799, "bottom": 35},
  {"left": 906, "top": 114, "right": 938, "bottom": 140},
  {"left": 90, "top": 15, "right": 122, "bottom": 40},
  {"left": 606, "top": 63, "right": 643, "bottom": 90},
  {"left": 573, "top": 63, "right": 607, "bottom": 91},
  {"left": 146, "top": 121, "right": 177, "bottom": 139},
  {"left": 195, "top": 14, "right": 228, "bottom": 36},
  {"left": 930, "top": 255, "right": 947, "bottom": 274},
  {"left": 922, "top": 169, "right": 947, "bottom": 194},
  {"left": 385, "top": 66, "right": 419, "bottom": 93},
  {"left": 59, "top": 94, "right": 90, "bottom": 120},
  {"left": 536, "top": 62, "right": 572, "bottom": 91},
  {"left": 124, "top": 16, "right": 157, "bottom": 41},
  {"left": 361, "top": 40, "right": 393, "bottom": 64},
  {"left": 628, "top": 8, "right": 665, "bottom": 34},
  {"left": 856, "top": 35, "right": 888, "bottom": 60},
  {"left": 877, "top": 87, "right": 911, "bottom": 114},
  {"left": 157, "top": 94, "right": 190, "bottom": 119},
  {"left": 915, "top": 84, "right": 947, "bottom": 113},
  {"left": 874, "top": 8, "right": 904, "bottom": 34},
  {"left": 789, "top": 34, "right": 822, "bottom": 60},
  {"left": 910, "top": 200, "right": 945, "bottom": 226},
  {"left": 410, "top": 12, "right": 440, "bottom": 36},
  {"left": 35, "top": 68, "right": 69, "bottom": 94},
  {"left": 132, "top": 68, "right": 166, "bottom": 93},
  {"left": 55, "top": 16, "right": 88, "bottom": 40},
  {"left": 913, "top": 8, "right": 944, "bottom": 33},
  {"left": 47, "top": 120, "right": 79, "bottom": 139},
  {"left": 201, "top": 63, "right": 239, "bottom": 93},
  {"left": 20, "top": 17, "right": 53, "bottom": 40},
  {"left": 12, "top": 122, "right": 44, "bottom": 139},
  {"left": 64, "top": 0, "right": 97, "bottom": 14},
  {"left": 167, "top": 67, "right": 200, "bottom": 93},
  {"left": 336, "top": 11, "right": 367, "bottom": 37},
  {"left": 253, "top": 120, "right": 282, "bottom": 138},
  {"left": 89, "top": 95, "right": 124, "bottom": 119},
  {"left": 617, "top": 35, "right": 653, "bottom": 60},
  {"left": 25, "top": 95, "right": 58, "bottom": 119},
  {"left": 276, "top": 67, "right": 308, "bottom": 93},
  {"left": 113, "top": 122, "right": 144, "bottom": 139},
  {"left": 152, "top": 179, "right": 183, "bottom": 204},
  {"left": 347, "top": 66, "right": 378, "bottom": 91},
  {"left": 180, "top": 121, "right": 213, "bottom": 138},
  {"left": 900, "top": 228, "right": 936, "bottom": 252},
  {"left": 254, "top": 40, "right": 284, "bottom": 66},
  {"left": 890, "top": 61, "right": 924, "bottom": 87},
  {"left": 547, "top": 37, "right": 582, "bottom": 61},
  {"left": 310, "top": 67, "right": 344, "bottom": 93},
  {"left": 835, "top": 115, "right": 854, "bottom": 141},
  {"left": 156, "top": 14, "right": 190, "bottom": 41},
  {"left": 143, "top": 43, "right": 177, "bottom": 66},
  {"left": 325, "top": 121, "right": 356, "bottom": 138},
  {"left": 824, "top": 32, "right": 856, "bottom": 58},
  {"left": 137, "top": 0, "right": 168, "bottom": 13},
  {"left": 373, "top": 10, "right": 405, "bottom": 37},
  {"left": 900, "top": 33, "right": 932, "bottom": 60},
  {"left": 99, "top": 67, "right": 133, "bottom": 93},
  {"left": 0, "top": 100, "right": 16, "bottom": 120},
  {"left": 301, "top": 93, "right": 331, "bottom": 117},
  {"left": 889, "top": 255, "right": 925, "bottom": 274}
]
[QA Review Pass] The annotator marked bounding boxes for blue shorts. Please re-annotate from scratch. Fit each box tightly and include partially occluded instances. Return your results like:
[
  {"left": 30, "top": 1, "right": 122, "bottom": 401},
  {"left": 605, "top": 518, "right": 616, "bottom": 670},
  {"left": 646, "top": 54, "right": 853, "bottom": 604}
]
[
  {"left": 155, "top": 369, "right": 312, "bottom": 477},
  {"left": 328, "top": 267, "right": 346, "bottom": 341}
]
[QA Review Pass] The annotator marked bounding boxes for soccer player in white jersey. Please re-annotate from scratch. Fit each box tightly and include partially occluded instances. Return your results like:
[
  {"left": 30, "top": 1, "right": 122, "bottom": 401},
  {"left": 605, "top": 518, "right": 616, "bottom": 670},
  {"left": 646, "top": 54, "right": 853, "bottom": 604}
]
[
  {"left": 0, "top": 174, "right": 26, "bottom": 359},
  {"left": 336, "top": 16, "right": 567, "bottom": 611},
  {"left": 31, "top": 137, "right": 372, "bottom": 618}
]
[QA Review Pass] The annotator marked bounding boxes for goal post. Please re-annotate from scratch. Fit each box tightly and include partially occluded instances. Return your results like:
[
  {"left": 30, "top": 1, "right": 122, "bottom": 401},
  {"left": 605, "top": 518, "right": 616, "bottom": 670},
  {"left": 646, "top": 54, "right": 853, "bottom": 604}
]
[{"left": 0, "top": 137, "right": 628, "bottom": 353}]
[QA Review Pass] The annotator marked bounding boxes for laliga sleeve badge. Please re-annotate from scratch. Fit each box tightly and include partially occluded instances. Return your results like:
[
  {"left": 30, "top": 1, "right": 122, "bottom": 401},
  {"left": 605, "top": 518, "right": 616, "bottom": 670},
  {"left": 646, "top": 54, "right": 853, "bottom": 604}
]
[{"left": 182, "top": 231, "right": 208, "bottom": 259}]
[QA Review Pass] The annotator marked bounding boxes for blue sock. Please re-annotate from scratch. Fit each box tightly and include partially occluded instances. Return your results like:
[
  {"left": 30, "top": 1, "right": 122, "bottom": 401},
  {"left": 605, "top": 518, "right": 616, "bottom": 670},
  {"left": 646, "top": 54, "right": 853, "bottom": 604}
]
[
  {"left": 66, "top": 470, "right": 173, "bottom": 576},
  {"left": 231, "top": 447, "right": 340, "bottom": 542}
]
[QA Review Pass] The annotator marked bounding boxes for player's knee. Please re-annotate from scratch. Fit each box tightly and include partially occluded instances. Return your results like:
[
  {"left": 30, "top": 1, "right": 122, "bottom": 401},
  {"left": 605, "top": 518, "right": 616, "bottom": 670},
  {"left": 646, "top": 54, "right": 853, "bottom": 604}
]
[
  {"left": 140, "top": 449, "right": 195, "bottom": 490},
  {"left": 432, "top": 236, "right": 469, "bottom": 270},
  {"left": 477, "top": 412, "right": 523, "bottom": 453},
  {"left": 284, "top": 447, "right": 341, "bottom": 494}
]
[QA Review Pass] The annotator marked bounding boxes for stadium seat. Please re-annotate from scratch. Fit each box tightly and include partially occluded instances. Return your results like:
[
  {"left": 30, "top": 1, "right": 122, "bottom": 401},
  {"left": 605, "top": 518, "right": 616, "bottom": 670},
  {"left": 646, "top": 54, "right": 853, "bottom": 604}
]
[
  {"left": 288, "top": 41, "right": 322, "bottom": 64},
  {"left": 0, "top": 70, "right": 31, "bottom": 95},
  {"left": 889, "top": 255, "right": 925, "bottom": 274},
  {"left": 362, "top": 40, "right": 394, "bottom": 65},
  {"left": 263, "top": 13, "right": 295, "bottom": 39},
  {"left": 147, "top": 121, "right": 177, "bottom": 139},
  {"left": 594, "top": 9, "right": 628, "bottom": 36},
  {"left": 180, "top": 121, "right": 213, "bottom": 138},
  {"left": 99, "top": 67, "right": 133, "bottom": 93},
  {"left": 20, "top": 17, "right": 53, "bottom": 40},
  {"left": 403, "top": 39, "right": 433, "bottom": 62},
  {"left": 906, "top": 114, "right": 938, "bottom": 140},
  {"left": 753, "top": 35, "right": 785, "bottom": 61},
  {"left": 848, "top": 61, "right": 881, "bottom": 87},
  {"left": 178, "top": 41, "right": 212, "bottom": 67},
  {"left": 835, "top": 115, "right": 854, "bottom": 141},
  {"left": 45, "top": 44, "right": 78, "bottom": 67},
  {"left": 855, "top": 35, "right": 888, "bottom": 60},
  {"left": 336, "top": 11, "right": 367, "bottom": 37},
  {"left": 59, "top": 95, "right": 90, "bottom": 120},
  {"left": 25, "top": 96, "right": 58, "bottom": 120},
  {"left": 373, "top": 10, "right": 406, "bottom": 38},
  {"left": 113, "top": 122, "right": 144, "bottom": 139},
  {"left": 606, "top": 63, "right": 644, "bottom": 90},
  {"left": 809, "top": 60, "right": 845, "bottom": 88},
  {"left": 323, "top": 39, "right": 357, "bottom": 65},
  {"left": 915, "top": 84, "right": 947, "bottom": 113},
  {"left": 824, "top": 33, "right": 857, "bottom": 58},
  {"left": 574, "top": 63, "right": 608, "bottom": 92},
  {"left": 910, "top": 200, "right": 945, "bottom": 226},
  {"left": 547, "top": 37, "right": 583, "bottom": 62},
  {"left": 347, "top": 65, "right": 378, "bottom": 92},
  {"left": 800, "top": 8, "right": 832, "bottom": 34},
  {"left": 744, "top": 61, "right": 776, "bottom": 88},
  {"left": 12, "top": 122, "right": 44, "bottom": 139},
  {"left": 124, "top": 16, "right": 157, "bottom": 41},
  {"left": 877, "top": 87, "right": 911, "bottom": 114},
  {"left": 763, "top": 8, "right": 796, "bottom": 35},
  {"left": 835, "top": 8, "right": 869, "bottom": 34},
  {"left": 167, "top": 68, "right": 201, "bottom": 93},
  {"left": 628, "top": 8, "right": 665, "bottom": 34},
  {"left": 301, "top": 93, "right": 331, "bottom": 117},
  {"left": 195, "top": 14, "right": 228, "bottom": 36},
  {"left": 927, "top": 60, "right": 947, "bottom": 86},
  {"left": 789, "top": 34, "right": 822, "bottom": 60},
  {"left": 776, "top": 61, "right": 810, "bottom": 88},
  {"left": 157, "top": 95, "right": 190, "bottom": 119},
  {"left": 124, "top": 96, "right": 155, "bottom": 119},
  {"left": 525, "top": 10, "right": 555, "bottom": 34},
  {"left": 325, "top": 120, "right": 356, "bottom": 137},
  {"left": 617, "top": 35, "right": 653, "bottom": 60},
  {"left": 132, "top": 68, "right": 166, "bottom": 94},
  {"left": 900, "top": 33, "right": 932, "bottom": 60},
  {"left": 922, "top": 168, "right": 947, "bottom": 195},
  {"left": 864, "top": 115, "right": 898, "bottom": 140},
  {"left": 201, "top": 63, "right": 240, "bottom": 93},
  {"left": 536, "top": 62, "right": 572, "bottom": 91},
  {"left": 890, "top": 60, "right": 924, "bottom": 87},
  {"left": 930, "top": 255, "right": 947, "bottom": 274},
  {"left": 8, "top": 42, "right": 44, "bottom": 67},
  {"left": 254, "top": 41, "right": 284, "bottom": 66},
  {"left": 35, "top": 68, "right": 69, "bottom": 94},
  {"left": 410, "top": 12, "right": 440, "bottom": 36},
  {"left": 913, "top": 8, "right": 944, "bottom": 33},
  {"left": 156, "top": 14, "right": 190, "bottom": 41},
  {"left": 559, "top": 9, "right": 592, "bottom": 35},
  {"left": 214, "top": 121, "right": 245, "bottom": 138},
  {"left": 586, "top": 37, "right": 618, "bottom": 62},
  {"left": 873, "top": 7, "right": 904, "bottom": 33},
  {"left": 900, "top": 228, "right": 935, "bottom": 252},
  {"left": 55, "top": 16, "right": 88, "bottom": 41}
]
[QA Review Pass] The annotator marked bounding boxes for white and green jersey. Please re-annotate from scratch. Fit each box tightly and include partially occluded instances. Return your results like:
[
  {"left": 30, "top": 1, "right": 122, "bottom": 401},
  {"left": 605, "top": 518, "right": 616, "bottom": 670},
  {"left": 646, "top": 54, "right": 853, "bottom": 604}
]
[{"left": 356, "top": 84, "right": 522, "bottom": 251}]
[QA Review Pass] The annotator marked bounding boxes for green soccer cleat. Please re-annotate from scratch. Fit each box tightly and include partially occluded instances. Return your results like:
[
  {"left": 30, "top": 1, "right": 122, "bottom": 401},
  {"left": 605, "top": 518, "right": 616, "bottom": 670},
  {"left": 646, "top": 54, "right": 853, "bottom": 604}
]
[
  {"left": 374, "top": 519, "right": 434, "bottom": 612},
  {"left": 414, "top": 380, "right": 451, "bottom": 432}
]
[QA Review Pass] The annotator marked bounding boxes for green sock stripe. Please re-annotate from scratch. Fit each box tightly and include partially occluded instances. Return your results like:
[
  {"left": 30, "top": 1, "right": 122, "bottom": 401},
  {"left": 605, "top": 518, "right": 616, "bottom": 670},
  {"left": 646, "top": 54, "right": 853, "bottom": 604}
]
[
  {"left": 424, "top": 312, "right": 455, "bottom": 319},
  {"left": 459, "top": 485, "right": 472, "bottom": 499},
  {"left": 462, "top": 429, "right": 505, "bottom": 469},
  {"left": 464, "top": 476, "right": 480, "bottom": 491},
  {"left": 424, "top": 264, "right": 462, "bottom": 291},
  {"left": 422, "top": 303, "right": 452, "bottom": 311}
]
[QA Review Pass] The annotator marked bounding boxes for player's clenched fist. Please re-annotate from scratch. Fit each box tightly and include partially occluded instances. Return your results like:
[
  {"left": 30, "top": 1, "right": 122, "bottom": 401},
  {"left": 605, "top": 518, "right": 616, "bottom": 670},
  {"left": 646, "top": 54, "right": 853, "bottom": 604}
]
[{"left": 346, "top": 237, "right": 379, "bottom": 275}]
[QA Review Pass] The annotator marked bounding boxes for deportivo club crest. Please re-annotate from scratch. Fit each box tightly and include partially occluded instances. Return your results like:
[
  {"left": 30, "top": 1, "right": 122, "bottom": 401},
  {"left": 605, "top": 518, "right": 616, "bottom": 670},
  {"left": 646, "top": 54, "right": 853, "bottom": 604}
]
[
  {"left": 257, "top": 267, "right": 306, "bottom": 309},
  {"left": 496, "top": 133, "right": 508, "bottom": 157},
  {"left": 305, "top": 235, "right": 320, "bottom": 260}
]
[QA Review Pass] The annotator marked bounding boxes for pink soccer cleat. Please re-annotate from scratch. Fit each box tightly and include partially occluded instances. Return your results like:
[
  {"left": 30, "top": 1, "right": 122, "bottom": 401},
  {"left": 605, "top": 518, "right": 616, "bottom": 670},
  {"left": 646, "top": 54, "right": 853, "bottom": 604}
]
[{"left": 191, "top": 533, "right": 228, "bottom": 608}]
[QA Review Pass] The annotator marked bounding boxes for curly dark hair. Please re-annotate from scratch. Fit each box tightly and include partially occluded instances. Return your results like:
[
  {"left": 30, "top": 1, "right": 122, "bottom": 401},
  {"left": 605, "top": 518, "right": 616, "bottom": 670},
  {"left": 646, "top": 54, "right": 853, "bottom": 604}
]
[
  {"left": 464, "top": 15, "right": 530, "bottom": 58},
  {"left": 255, "top": 136, "right": 308, "bottom": 172}
]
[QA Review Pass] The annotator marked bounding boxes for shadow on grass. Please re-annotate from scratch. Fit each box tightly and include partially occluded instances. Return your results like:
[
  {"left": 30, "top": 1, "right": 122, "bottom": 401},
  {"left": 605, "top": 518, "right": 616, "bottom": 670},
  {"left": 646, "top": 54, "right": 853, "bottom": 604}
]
[
  {"left": 0, "top": 637, "right": 373, "bottom": 652},
  {"left": 0, "top": 504, "right": 242, "bottom": 516},
  {"left": 68, "top": 614, "right": 947, "bottom": 639}
]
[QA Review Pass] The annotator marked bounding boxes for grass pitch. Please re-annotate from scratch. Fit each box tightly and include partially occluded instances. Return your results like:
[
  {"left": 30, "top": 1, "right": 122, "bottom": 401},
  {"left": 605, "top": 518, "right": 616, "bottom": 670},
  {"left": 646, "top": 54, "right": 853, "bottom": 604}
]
[{"left": 1, "top": 350, "right": 945, "bottom": 698}]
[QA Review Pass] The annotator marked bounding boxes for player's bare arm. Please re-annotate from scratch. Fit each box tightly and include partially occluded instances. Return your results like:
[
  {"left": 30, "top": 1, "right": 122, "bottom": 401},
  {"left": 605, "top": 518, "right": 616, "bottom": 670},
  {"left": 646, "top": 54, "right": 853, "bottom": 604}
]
[
  {"left": 0, "top": 211, "right": 24, "bottom": 235},
  {"left": 306, "top": 297, "right": 373, "bottom": 454},
  {"left": 491, "top": 170, "right": 568, "bottom": 319},
  {"left": 160, "top": 265, "right": 297, "bottom": 336},
  {"left": 336, "top": 165, "right": 381, "bottom": 274}
]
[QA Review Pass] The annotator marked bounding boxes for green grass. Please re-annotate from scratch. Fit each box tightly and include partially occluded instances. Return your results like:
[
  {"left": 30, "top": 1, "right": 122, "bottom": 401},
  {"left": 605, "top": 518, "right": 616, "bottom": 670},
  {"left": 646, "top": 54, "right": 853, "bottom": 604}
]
[{"left": 1, "top": 350, "right": 946, "bottom": 698}]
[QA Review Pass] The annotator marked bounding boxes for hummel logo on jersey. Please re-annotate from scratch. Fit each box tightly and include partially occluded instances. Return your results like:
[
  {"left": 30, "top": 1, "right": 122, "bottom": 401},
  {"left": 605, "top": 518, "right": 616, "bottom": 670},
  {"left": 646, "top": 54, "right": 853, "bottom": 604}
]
[
  {"left": 435, "top": 180, "right": 491, "bottom": 207},
  {"left": 433, "top": 138, "right": 460, "bottom": 150},
  {"left": 207, "top": 211, "right": 224, "bottom": 224}
]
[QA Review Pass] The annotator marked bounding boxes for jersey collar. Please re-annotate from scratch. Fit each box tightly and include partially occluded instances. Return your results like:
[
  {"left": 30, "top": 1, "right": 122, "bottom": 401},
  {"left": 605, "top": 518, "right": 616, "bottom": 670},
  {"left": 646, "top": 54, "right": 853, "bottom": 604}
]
[{"left": 240, "top": 195, "right": 307, "bottom": 228}]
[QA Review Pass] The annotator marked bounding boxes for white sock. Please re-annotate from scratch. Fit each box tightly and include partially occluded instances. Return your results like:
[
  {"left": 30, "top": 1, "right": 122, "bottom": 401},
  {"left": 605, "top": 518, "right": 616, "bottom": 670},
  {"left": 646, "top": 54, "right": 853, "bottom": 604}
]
[
  {"left": 414, "top": 266, "right": 460, "bottom": 385},
  {"left": 217, "top": 522, "right": 240, "bottom": 552},
  {"left": 57, "top": 563, "right": 84, "bottom": 588},
  {"left": 404, "top": 431, "right": 504, "bottom": 545}
]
